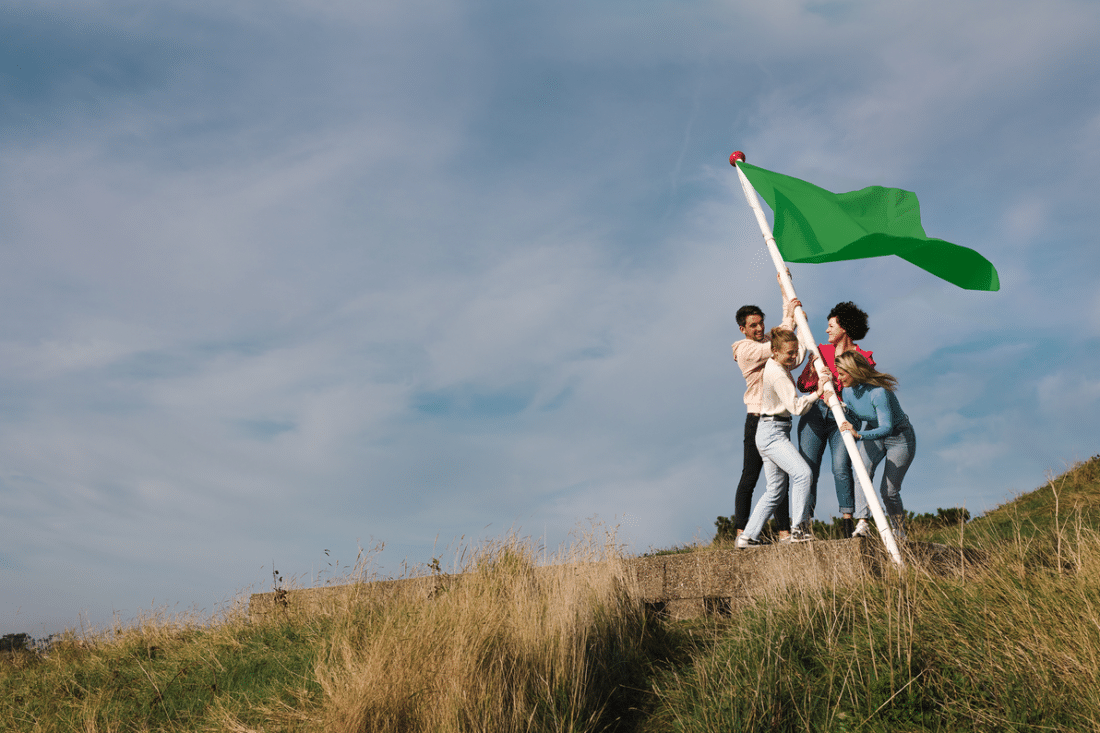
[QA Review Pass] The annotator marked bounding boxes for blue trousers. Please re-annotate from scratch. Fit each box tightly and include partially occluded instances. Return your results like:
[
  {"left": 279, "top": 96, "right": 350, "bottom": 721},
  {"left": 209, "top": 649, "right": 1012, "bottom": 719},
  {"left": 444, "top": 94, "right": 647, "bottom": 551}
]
[
  {"left": 855, "top": 424, "right": 916, "bottom": 519},
  {"left": 798, "top": 401, "right": 855, "bottom": 515},
  {"left": 743, "top": 418, "right": 814, "bottom": 540}
]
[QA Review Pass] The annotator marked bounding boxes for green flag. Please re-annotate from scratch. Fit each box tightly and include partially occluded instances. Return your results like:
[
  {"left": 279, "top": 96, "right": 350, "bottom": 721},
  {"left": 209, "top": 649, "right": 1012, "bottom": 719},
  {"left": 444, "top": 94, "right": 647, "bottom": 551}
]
[{"left": 738, "top": 162, "right": 999, "bottom": 291}]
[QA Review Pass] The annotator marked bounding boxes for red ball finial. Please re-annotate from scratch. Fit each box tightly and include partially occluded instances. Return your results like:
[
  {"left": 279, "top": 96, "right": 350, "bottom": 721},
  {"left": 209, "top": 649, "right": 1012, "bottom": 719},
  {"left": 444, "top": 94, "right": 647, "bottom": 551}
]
[{"left": 729, "top": 151, "right": 746, "bottom": 166}]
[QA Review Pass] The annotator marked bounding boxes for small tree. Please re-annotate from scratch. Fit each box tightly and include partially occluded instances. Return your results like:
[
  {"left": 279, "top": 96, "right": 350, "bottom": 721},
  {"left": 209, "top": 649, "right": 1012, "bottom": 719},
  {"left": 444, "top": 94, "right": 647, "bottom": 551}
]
[
  {"left": 0, "top": 633, "right": 30, "bottom": 652},
  {"left": 909, "top": 507, "right": 971, "bottom": 529},
  {"left": 714, "top": 515, "right": 736, "bottom": 543}
]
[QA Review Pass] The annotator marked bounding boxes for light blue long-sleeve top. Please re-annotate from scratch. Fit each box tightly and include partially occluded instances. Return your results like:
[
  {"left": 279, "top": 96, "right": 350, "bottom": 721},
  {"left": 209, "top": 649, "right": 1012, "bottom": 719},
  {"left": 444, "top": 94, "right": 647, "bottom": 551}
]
[{"left": 842, "top": 382, "right": 911, "bottom": 441}]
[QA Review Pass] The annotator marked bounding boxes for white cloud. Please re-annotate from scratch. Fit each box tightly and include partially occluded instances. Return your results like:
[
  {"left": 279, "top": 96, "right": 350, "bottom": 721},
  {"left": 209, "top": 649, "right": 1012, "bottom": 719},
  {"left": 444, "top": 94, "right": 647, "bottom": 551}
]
[{"left": 1036, "top": 370, "right": 1100, "bottom": 420}]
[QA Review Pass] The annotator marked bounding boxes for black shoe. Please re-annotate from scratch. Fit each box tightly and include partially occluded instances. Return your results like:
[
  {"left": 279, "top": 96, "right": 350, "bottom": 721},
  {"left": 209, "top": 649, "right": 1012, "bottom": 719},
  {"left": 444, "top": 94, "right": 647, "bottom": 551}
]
[
  {"left": 842, "top": 518, "right": 854, "bottom": 538},
  {"left": 790, "top": 528, "right": 816, "bottom": 543}
]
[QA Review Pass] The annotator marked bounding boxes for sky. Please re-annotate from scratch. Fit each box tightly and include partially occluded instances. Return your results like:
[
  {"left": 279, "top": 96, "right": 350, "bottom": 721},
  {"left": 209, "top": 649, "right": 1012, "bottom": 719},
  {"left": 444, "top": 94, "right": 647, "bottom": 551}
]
[{"left": 2, "top": 0, "right": 1100, "bottom": 637}]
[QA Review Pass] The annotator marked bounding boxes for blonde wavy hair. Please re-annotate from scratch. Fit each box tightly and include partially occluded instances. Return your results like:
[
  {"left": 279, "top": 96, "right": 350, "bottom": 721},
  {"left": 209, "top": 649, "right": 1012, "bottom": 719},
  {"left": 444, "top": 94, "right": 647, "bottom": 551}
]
[
  {"left": 834, "top": 351, "right": 898, "bottom": 391},
  {"left": 768, "top": 326, "right": 798, "bottom": 351}
]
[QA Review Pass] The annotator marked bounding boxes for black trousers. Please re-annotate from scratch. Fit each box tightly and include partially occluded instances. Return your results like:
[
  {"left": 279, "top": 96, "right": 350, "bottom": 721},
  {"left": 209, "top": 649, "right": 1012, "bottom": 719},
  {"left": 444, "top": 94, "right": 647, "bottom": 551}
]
[{"left": 734, "top": 413, "right": 791, "bottom": 531}]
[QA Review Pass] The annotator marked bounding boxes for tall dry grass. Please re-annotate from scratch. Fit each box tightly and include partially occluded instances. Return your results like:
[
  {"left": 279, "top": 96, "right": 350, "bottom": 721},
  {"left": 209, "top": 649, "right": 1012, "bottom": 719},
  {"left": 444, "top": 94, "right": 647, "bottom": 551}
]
[
  {"left": 288, "top": 529, "right": 655, "bottom": 733},
  {"left": 3, "top": 527, "right": 658, "bottom": 733}
]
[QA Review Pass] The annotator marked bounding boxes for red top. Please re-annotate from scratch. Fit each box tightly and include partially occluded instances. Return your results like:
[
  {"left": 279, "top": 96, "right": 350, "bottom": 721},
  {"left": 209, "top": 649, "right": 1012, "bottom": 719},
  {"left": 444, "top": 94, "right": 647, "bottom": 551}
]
[{"left": 797, "top": 344, "right": 875, "bottom": 398}]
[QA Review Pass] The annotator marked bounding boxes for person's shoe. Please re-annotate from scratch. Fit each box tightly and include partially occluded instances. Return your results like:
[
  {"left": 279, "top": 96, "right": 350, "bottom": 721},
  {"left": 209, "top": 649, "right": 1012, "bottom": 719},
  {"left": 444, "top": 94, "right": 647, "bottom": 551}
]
[
  {"left": 852, "top": 519, "right": 872, "bottom": 538},
  {"left": 777, "top": 533, "right": 793, "bottom": 545},
  {"left": 790, "top": 528, "right": 816, "bottom": 543},
  {"left": 736, "top": 534, "right": 762, "bottom": 549},
  {"left": 842, "top": 517, "right": 854, "bottom": 538},
  {"left": 891, "top": 516, "right": 907, "bottom": 542}
]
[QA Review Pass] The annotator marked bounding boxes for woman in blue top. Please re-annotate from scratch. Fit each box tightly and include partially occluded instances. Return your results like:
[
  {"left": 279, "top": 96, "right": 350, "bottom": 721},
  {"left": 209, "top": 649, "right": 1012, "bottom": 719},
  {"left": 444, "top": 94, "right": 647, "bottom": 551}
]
[{"left": 834, "top": 351, "right": 916, "bottom": 541}]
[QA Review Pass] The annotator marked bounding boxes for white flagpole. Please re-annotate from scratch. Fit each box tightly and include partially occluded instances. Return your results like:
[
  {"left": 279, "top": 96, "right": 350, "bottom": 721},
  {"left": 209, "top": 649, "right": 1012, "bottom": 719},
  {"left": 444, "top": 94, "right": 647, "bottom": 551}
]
[{"left": 729, "top": 151, "right": 904, "bottom": 568}]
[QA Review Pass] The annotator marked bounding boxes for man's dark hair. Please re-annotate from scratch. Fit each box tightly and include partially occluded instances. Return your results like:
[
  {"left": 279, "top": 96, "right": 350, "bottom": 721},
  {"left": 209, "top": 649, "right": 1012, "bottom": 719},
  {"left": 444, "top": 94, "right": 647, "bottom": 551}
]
[
  {"left": 736, "top": 305, "right": 765, "bottom": 328},
  {"left": 828, "top": 301, "right": 870, "bottom": 341}
]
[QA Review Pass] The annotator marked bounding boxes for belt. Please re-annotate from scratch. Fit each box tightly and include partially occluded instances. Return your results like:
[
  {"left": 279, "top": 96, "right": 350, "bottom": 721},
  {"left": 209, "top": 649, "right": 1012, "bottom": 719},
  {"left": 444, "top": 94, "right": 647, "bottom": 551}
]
[{"left": 760, "top": 415, "right": 792, "bottom": 422}]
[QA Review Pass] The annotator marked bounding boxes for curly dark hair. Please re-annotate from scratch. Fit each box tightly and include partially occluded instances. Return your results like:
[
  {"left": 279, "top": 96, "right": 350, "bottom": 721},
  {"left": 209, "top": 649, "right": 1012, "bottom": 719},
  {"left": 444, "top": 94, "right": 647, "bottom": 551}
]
[
  {"left": 735, "top": 305, "right": 764, "bottom": 328},
  {"left": 827, "top": 301, "right": 869, "bottom": 341}
]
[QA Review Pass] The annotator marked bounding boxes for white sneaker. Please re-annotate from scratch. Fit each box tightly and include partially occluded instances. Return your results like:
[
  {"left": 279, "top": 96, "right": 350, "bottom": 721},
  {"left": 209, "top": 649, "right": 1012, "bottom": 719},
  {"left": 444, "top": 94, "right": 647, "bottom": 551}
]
[
  {"left": 891, "top": 518, "right": 907, "bottom": 542},
  {"left": 736, "top": 534, "right": 762, "bottom": 549},
  {"left": 852, "top": 519, "right": 872, "bottom": 537}
]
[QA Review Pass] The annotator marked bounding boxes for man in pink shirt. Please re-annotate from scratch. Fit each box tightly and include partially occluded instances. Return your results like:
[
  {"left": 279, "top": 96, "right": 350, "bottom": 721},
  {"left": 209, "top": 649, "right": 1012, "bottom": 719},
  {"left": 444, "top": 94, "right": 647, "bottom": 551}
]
[{"left": 730, "top": 290, "right": 798, "bottom": 539}]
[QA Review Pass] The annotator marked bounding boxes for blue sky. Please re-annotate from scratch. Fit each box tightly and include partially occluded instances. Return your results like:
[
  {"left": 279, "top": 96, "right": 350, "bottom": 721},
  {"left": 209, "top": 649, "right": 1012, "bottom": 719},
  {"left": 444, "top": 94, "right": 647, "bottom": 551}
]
[{"left": 3, "top": 0, "right": 1100, "bottom": 636}]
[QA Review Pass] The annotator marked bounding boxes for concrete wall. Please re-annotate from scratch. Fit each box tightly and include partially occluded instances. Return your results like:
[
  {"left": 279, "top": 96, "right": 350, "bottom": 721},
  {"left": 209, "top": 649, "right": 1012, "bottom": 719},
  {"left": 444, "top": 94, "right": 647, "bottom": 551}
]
[
  {"left": 249, "top": 537, "right": 910, "bottom": 622},
  {"left": 628, "top": 537, "right": 882, "bottom": 619}
]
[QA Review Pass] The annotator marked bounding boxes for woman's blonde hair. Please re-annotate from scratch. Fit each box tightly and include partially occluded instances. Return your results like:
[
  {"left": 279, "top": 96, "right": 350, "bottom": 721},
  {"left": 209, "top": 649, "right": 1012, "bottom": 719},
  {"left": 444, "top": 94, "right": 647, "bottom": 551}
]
[
  {"left": 769, "top": 326, "right": 798, "bottom": 351},
  {"left": 835, "top": 351, "right": 898, "bottom": 391}
]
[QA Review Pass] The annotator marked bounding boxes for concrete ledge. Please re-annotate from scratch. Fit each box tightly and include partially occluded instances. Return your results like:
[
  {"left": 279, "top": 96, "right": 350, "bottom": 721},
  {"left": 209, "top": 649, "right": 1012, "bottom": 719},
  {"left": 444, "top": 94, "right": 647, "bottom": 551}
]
[{"left": 249, "top": 538, "right": 974, "bottom": 622}]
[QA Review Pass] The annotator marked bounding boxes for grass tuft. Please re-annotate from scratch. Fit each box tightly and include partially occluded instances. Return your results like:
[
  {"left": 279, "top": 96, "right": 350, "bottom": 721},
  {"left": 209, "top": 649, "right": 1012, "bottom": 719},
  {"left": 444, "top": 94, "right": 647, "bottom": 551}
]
[{"left": 300, "top": 529, "right": 659, "bottom": 732}]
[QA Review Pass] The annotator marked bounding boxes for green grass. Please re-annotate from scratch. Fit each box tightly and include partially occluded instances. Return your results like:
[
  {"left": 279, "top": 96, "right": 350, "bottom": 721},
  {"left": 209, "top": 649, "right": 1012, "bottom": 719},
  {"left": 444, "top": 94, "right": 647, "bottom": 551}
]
[
  {"left": 3, "top": 455, "right": 1099, "bottom": 732},
  {"left": 959, "top": 453, "right": 1100, "bottom": 541},
  {"left": 1, "top": 607, "right": 327, "bottom": 732}
]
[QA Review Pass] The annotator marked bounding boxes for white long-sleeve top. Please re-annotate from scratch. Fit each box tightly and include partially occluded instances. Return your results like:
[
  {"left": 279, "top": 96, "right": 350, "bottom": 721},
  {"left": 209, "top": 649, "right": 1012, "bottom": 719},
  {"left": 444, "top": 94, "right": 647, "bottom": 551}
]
[{"left": 760, "top": 353, "right": 817, "bottom": 418}]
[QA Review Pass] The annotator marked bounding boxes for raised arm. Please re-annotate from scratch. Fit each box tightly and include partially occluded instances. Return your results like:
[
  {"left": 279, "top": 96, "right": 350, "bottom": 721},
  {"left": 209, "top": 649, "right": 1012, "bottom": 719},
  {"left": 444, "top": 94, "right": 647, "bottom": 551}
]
[{"left": 780, "top": 284, "right": 798, "bottom": 331}]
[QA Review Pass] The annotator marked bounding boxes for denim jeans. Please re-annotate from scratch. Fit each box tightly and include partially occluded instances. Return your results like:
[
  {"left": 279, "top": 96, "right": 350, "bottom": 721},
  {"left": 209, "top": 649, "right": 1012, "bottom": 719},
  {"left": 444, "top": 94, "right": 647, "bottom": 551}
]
[
  {"left": 734, "top": 414, "right": 790, "bottom": 532},
  {"left": 798, "top": 401, "right": 855, "bottom": 515},
  {"left": 854, "top": 424, "right": 916, "bottom": 519},
  {"left": 743, "top": 418, "right": 814, "bottom": 540}
]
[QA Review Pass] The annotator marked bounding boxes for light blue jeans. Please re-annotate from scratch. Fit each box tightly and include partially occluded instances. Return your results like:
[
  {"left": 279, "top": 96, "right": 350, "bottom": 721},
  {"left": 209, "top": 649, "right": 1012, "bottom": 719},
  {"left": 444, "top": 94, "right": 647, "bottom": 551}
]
[
  {"left": 854, "top": 423, "right": 916, "bottom": 519},
  {"left": 744, "top": 418, "right": 814, "bottom": 540},
  {"left": 798, "top": 401, "right": 855, "bottom": 515}
]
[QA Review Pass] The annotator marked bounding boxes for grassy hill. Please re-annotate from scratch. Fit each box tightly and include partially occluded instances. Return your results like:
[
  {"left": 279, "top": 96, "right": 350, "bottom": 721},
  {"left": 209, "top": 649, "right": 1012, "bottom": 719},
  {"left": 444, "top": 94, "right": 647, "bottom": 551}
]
[
  {"left": 962, "top": 452, "right": 1100, "bottom": 539},
  {"left": 3, "top": 455, "right": 1100, "bottom": 732}
]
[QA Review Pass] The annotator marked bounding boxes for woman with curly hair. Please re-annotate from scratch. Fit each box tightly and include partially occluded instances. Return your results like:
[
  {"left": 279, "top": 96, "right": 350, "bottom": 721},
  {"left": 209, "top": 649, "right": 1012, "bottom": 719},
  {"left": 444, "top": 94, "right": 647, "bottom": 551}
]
[
  {"left": 796, "top": 301, "right": 874, "bottom": 537},
  {"left": 834, "top": 351, "right": 916, "bottom": 541}
]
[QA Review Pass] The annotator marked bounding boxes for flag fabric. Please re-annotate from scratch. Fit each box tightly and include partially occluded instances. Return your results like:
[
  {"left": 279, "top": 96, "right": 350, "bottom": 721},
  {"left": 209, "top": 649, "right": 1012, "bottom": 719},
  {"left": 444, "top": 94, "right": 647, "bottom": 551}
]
[{"left": 738, "top": 162, "right": 999, "bottom": 291}]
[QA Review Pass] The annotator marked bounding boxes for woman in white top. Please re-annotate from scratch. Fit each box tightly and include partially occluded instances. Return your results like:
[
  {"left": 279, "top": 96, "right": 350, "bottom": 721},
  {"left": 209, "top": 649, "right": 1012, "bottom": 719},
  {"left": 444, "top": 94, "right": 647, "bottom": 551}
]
[{"left": 738, "top": 327, "right": 833, "bottom": 547}]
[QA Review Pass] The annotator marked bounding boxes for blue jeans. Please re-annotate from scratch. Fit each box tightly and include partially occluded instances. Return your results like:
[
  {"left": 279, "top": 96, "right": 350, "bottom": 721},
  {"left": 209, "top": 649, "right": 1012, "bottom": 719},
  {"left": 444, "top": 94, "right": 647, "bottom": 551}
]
[
  {"left": 744, "top": 418, "right": 814, "bottom": 540},
  {"left": 734, "top": 414, "right": 790, "bottom": 532},
  {"left": 798, "top": 401, "right": 855, "bottom": 515},
  {"left": 854, "top": 424, "right": 916, "bottom": 518}
]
